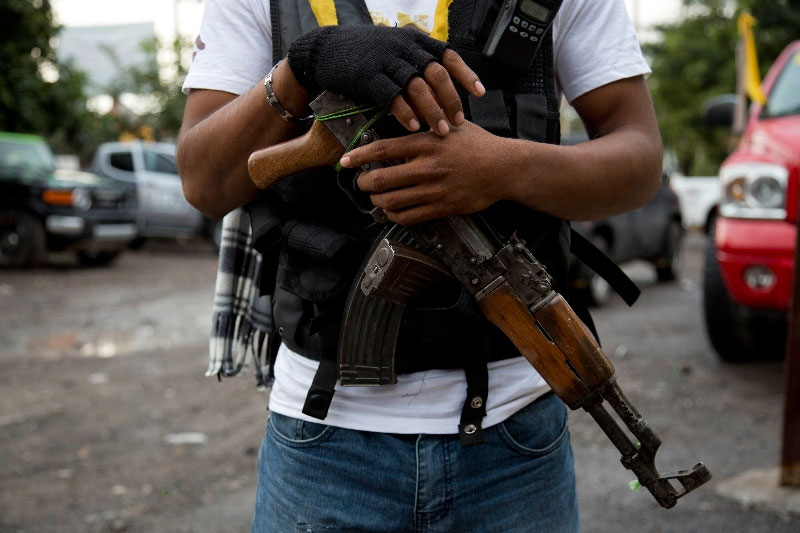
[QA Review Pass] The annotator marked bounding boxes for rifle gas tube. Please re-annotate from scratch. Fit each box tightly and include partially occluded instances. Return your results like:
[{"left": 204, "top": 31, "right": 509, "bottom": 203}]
[{"left": 247, "top": 91, "right": 712, "bottom": 508}]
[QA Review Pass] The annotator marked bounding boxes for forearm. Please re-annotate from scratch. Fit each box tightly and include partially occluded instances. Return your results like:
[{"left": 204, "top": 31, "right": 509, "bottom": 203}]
[
  {"left": 500, "top": 125, "right": 663, "bottom": 221},
  {"left": 499, "top": 75, "right": 662, "bottom": 221},
  {"left": 176, "top": 61, "right": 311, "bottom": 219}
]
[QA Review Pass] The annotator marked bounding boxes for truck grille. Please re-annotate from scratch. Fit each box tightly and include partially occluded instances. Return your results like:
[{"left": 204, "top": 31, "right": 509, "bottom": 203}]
[{"left": 92, "top": 188, "right": 134, "bottom": 210}]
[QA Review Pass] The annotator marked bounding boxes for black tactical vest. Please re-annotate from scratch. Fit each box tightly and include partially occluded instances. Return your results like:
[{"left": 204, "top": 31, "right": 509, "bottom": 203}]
[{"left": 252, "top": 0, "right": 569, "bottom": 441}]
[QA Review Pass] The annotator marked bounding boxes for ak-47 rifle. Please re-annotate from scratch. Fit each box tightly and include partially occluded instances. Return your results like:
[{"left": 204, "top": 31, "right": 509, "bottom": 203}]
[{"left": 248, "top": 91, "right": 711, "bottom": 509}]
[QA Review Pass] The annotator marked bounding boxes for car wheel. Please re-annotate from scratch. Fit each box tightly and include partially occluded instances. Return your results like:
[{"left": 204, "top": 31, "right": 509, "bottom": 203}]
[
  {"left": 702, "top": 230, "right": 785, "bottom": 362},
  {"left": 655, "top": 221, "right": 682, "bottom": 282},
  {"left": 572, "top": 236, "right": 613, "bottom": 307},
  {"left": 0, "top": 210, "right": 47, "bottom": 268},
  {"left": 76, "top": 250, "right": 120, "bottom": 267}
]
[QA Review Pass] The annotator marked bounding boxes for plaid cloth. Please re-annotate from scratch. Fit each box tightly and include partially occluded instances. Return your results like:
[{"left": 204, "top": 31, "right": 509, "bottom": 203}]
[{"left": 207, "top": 207, "right": 274, "bottom": 387}]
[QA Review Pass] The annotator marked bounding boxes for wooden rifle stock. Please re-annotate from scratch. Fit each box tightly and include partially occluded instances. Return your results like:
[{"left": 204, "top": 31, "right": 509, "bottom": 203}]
[
  {"left": 248, "top": 120, "right": 345, "bottom": 189},
  {"left": 477, "top": 283, "right": 614, "bottom": 408}
]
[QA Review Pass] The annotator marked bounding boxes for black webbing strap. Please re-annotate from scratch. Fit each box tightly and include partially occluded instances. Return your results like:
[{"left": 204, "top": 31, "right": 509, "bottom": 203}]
[
  {"left": 302, "top": 352, "right": 338, "bottom": 419},
  {"left": 569, "top": 228, "right": 641, "bottom": 307},
  {"left": 270, "top": 0, "right": 282, "bottom": 63},
  {"left": 246, "top": 199, "right": 282, "bottom": 297},
  {"left": 458, "top": 357, "right": 489, "bottom": 446}
]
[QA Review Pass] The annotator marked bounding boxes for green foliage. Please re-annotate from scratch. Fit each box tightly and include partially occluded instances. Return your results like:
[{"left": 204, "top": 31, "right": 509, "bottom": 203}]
[
  {"left": 103, "top": 36, "right": 191, "bottom": 143},
  {"left": 0, "top": 0, "right": 109, "bottom": 161},
  {"left": 645, "top": 0, "right": 800, "bottom": 175},
  {"left": 742, "top": 0, "right": 800, "bottom": 60},
  {"left": 0, "top": 0, "right": 192, "bottom": 164}
]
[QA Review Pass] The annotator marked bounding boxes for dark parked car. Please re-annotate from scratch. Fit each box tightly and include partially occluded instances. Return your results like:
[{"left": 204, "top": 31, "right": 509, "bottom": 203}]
[
  {"left": 568, "top": 174, "right": 683, "bottom": 306},
  {"left": 0, "top": 132, "right": 138, "bottom": 267}
]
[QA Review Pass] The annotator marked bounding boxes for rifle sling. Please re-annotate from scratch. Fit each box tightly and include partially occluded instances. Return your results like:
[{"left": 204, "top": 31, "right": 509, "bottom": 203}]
[{"left": 569, "top": 228, "right": 641, "bottom": 307}]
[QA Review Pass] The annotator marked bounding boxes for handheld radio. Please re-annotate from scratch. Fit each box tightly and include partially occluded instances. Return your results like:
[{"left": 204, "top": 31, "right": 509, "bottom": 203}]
[{"left": 482, "top": 0, "right": 562, "bottom": 71}]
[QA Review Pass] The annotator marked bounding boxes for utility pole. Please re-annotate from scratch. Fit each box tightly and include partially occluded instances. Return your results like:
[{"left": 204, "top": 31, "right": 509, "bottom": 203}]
[{"left": 782, "top": 198, "right": 800, "bottom": 487}]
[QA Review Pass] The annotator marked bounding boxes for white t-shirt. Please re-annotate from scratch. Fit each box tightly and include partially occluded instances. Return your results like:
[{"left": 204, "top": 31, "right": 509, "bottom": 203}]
[{"left": 184, "top": 0, "right": 651, "bottom": 434}]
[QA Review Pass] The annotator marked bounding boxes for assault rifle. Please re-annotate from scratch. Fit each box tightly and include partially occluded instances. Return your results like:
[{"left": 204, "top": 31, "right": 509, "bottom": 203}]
[{"left": 248, "top": 92, "right": 711, "bottom": 508}]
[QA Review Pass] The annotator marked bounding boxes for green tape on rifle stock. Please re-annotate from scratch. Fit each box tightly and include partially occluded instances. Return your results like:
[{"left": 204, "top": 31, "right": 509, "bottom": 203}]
[
  {"left": 315, "top": 103, "right": 380, "bottom": 122},
  {"left": 628, "top": 480, "right": 641, "bottom": 492},
  {"left": 319, "top": 107, "right": 389, "bottom": 173}
]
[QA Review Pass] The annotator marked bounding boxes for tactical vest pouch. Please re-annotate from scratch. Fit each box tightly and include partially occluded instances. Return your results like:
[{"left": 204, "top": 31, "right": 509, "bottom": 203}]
[
  {"left": 282, "top": 220, "right": 362, "bottom": 302},
  {"left": 273, "top": 277, "right": 346, "bottom": 358},
  {"left": 273, "top": 219, "right": 368, "bottom": 357}
]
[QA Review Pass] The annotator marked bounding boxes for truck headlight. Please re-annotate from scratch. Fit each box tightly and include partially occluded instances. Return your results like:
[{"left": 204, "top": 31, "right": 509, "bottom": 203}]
[
  {"left": 41, "top": 187, "right": 92, "bottom": 210},
  {"left": 743, "top": 265, "right": 777, "bottom": 291},
  {"left": 719, "top": 163, "right": 789, "bottom": 219},
  {"left": 71, "top": 187, "right": 92, "bottom": 211}
]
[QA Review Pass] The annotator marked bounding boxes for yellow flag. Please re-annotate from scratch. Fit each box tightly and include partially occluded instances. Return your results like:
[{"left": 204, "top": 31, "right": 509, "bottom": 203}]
[{"left": 737, "top": 12, "right": 767, "bottom": 105}]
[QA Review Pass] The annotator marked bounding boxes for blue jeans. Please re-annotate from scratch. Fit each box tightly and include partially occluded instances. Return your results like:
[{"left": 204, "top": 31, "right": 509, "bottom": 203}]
[{"left": 253, "top": 393, "right": 578, "bottom": 533}]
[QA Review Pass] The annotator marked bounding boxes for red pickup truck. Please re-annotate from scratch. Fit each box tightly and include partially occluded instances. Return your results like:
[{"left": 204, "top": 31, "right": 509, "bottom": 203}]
[{"left": 704, "top": 40, "right": 800, "bottom": 361}]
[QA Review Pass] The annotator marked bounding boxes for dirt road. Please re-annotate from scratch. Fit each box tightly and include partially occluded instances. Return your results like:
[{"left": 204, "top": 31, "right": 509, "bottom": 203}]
[{"left": 1, "top": 242, "right": 264, "bottom": 532}]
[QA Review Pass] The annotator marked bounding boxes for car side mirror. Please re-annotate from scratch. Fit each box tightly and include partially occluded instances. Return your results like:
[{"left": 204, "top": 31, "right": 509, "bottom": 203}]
[{"left": 703, "top": 94, "right": 738, "bottom": 128}]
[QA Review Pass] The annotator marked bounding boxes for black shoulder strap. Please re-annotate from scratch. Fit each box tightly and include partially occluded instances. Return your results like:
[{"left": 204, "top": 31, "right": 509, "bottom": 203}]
[
  {"left": 270, "top": 0, "right": 282, "bottom": 63},
  {"left": 350, "top": 0, "right": 372, "bottom": 23},
  {"left": 569, "top": 228, "right": 640, "bottom": 307}
]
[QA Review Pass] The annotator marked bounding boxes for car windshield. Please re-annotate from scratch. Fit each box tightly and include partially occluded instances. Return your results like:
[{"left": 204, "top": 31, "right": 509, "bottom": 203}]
[
  {"left": 0, "top": 139, "right": 56, "bottom": 179},
  {"left": 763, "top": 51, "right": 800, "bottom": 119}
]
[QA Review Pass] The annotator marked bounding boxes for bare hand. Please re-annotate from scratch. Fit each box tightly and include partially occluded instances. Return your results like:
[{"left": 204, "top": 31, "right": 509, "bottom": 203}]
[
  {"left": 340, "top": 121, "right": 506, "bottom": 225},
  {"left": 391, "top": 49, "right": 485, "bottom": 136}
]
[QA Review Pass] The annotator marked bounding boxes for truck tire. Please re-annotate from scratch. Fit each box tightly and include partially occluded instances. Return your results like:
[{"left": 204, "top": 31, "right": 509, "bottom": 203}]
[
  {"left": 655, "top": 221, "right": 682, "bottom": 282},
  {"left": 702, "top": 230, "right": 785, "bottom": 362},
  {"left": 0, "top": 209, "right": 47, "bottom": 268}
]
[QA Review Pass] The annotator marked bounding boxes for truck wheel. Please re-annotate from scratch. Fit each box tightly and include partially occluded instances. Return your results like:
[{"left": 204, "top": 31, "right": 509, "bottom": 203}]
[
  {"left": 655, "top": 221, "right": 682, "bottom": 282},
  {"left": 0, "top": 210, "right": 47, "bottom": 268},
  {"left": 702, "top": 231, "right": 785, "bottom": 362},
  {"left": 76, "top": 250, "right": 120, "bottom": 267}
]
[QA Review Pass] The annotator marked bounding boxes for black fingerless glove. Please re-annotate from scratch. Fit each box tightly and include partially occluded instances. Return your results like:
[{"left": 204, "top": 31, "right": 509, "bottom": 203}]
[{"left": 287, "top": 25, "right": 448, "bottom": 107}]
